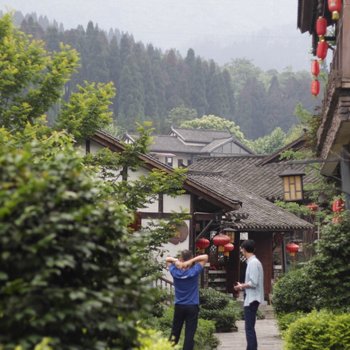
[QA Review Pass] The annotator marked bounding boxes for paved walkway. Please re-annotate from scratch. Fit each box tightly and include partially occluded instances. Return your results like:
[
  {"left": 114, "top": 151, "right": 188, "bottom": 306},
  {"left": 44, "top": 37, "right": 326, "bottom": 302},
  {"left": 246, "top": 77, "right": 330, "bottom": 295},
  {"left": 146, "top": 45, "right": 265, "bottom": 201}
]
[{"left": 215, "top": 319, "right": 283, "bottom": 350}]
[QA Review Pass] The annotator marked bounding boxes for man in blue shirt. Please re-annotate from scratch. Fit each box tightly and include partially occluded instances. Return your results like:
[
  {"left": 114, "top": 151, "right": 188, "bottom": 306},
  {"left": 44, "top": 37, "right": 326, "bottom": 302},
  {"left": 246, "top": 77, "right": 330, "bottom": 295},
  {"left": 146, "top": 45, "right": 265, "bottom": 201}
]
[
  {"left": 234, "top": 240, "right": 264, "bottom": 350},
  {"left": 166, "top": 250, "right": 208, "bottom": 350}
]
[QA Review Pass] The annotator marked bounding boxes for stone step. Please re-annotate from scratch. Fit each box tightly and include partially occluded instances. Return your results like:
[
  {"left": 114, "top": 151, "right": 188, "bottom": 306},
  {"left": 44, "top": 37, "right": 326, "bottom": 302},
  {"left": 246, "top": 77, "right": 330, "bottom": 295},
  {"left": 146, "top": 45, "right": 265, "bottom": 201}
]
[{"left": 259, "top": 305, "right": 276, "bottom": 319}]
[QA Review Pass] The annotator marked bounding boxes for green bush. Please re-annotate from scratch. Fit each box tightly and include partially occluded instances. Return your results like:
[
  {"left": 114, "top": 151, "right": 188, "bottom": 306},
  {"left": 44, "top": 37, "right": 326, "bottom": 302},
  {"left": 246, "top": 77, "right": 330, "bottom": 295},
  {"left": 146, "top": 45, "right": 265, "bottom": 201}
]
[
  {"left": 272, "top": 267, "right": 314, "bottom": 315},
  {"left": 0, "top": 128, "right": 153, "bottom": 349},
  {"left": 199, "top": 288, "right": 240, "bottom": 332},
  {"left": 136, "top": 327, "right": 180, "bottom": 350},
  {"left": 276, "top": 311, "right": 306, "bottom": 333},
  {"left": 306, "top": 213, "right": 350, "bottom": 311},
  {"left": 200, "top": 287, "right": 230, "bottom": 310},
  {"left": 284, "top": 310, "right": 350, "bottom": 350},
  {"left": 200, "top": 300, "right": 240, "bottom": 332}
]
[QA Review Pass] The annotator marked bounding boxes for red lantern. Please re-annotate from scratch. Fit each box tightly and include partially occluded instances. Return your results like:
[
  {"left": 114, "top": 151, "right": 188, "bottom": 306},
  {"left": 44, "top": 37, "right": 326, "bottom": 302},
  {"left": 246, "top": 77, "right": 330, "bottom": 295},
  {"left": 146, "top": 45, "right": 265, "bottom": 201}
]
[
  {"left": 316, "top": 17, "right": 327, "bottom": 38},
  {"left": 311, "top": 79, "right": 320, "bottom": 96},
  {"left": 332, "top": 198, "right": 344, "bottom": 212},
  {"left": 213, "top": 233, "right": 230, "bottom": 252},
  {"left": 307, "top": 203, "right": 319, "bottom": 212},
  {"left": 286, "top": 242, "right": 299, "bottom": 257},
  {"left": 316, "top": 40, "right": 328, "bottom": 60},
  {"left": 196, "top": 238, "right": 210, "bottom": 253},
  {"left": 328, "top": 0, "right": 342, "bottom": 20},
  {"left": 311, "top": 59, "right": 320, "bottom": 77},
  {"left": 223, "top": 242, "right": 234, "bottom": 257}
]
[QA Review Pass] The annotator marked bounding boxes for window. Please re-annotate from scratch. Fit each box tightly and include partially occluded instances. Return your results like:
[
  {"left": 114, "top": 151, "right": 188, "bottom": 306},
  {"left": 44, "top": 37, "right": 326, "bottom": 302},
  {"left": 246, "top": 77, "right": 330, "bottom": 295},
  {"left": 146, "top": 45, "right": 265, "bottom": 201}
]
[
  {"left": 282, "top": 175, "right": 303, "bottom": 201},
  {"left": 178, "top": 159, "right": 184, "bottom": 167},
  {"left": 165, "top": 156, "right": 173, "bottom": 167}
]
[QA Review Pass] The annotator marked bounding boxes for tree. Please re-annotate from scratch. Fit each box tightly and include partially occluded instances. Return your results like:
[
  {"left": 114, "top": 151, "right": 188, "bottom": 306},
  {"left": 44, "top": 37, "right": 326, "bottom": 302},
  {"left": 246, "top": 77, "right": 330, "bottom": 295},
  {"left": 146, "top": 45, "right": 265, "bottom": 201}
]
[
  {"left": 167, "top": 105, "right": 198, "bottom": 127},
  {"left": 0, "top": 125, "right": 157, "bottom": 349},
  {"left": 0, "top": 14, "right": 79, "bottom": 130},
  {"left": 306, "top": 212, "right": 350, "bottom": 310},
  {"left": 235, "top": 77, "right": 267, "bottom": 139},
  {"left": 55, "top": 81, "right": 116, "bottom": 142},
  {"left": 249, "top": 127, "right": 286, "bottom": 154},
  {"left": 0, "top": 15, "right": 189, "bottom": 349}
]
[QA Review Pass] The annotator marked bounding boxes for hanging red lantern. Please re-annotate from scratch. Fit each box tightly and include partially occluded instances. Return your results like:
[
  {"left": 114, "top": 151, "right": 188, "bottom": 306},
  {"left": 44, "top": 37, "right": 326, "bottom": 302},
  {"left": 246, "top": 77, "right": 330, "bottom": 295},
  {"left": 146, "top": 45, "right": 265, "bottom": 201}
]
[
  {"left": 223, "top": 243, "right": 234, "bottom": 257},
  {"left": 213, "top": 233, "right": 230, "bottom": 252},
  {"left": 328, "top": 0, "right": 342, "bottom": 20},
  {"left": 311, "top": 79, "right": 320, "bottom": 96},
  {"left": 316, "top": 17, "right": 327, "bottom": 39},
  {"left": 286, "top": 242, "right": 299, "bottom": 257},
  {"left": 316, "top": 40, "right": 328, "bottom": 60},
  {"left": 307, "top": 203, "right": 319, "bottom": 212},
  {"left": 311, "top": 59, "right": 320, "bottom": 77},
  {"left": 196, "top": 238, "right": 210, "bottom": 253},
  {"left": 332, "top": 198, "right": 345, "bottom": 212}
]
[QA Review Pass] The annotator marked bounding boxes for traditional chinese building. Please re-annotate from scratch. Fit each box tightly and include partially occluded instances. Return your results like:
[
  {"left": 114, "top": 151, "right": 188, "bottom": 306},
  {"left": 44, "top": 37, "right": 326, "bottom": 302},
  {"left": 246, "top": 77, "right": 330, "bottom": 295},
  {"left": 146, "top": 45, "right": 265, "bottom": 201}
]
[{"left": 297, "top": 0, "right": 350, "bottom": 206}]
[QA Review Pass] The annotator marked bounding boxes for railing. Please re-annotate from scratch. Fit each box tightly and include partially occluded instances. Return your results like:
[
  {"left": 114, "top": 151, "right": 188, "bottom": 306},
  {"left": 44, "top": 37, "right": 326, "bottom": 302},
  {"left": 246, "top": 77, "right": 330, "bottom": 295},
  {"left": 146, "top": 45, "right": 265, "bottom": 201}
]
[{"left": 154, "top": 276, "right": 174, "bottom": 305}]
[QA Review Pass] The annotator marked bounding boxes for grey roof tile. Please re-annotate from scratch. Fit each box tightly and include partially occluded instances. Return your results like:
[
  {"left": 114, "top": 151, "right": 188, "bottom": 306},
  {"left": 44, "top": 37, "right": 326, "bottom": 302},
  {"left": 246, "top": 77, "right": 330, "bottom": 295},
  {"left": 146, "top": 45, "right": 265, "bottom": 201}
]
[
  {"left": 189, "top": 155, "right": 318, "bottom": 201},
  {"left": 188, "top": 172, "right": 313, "bottom": 231}
]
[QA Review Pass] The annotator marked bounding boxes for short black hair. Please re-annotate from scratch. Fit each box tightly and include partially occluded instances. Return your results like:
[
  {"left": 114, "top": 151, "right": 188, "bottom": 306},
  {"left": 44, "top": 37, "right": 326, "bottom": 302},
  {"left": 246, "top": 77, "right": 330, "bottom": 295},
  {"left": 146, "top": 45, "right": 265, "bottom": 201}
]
[
  {"left": 180, "top": 249, "right": 193, "bottom": 261},
  {"left": 241, "top": 239, "right": 255, "bottom": 253}
]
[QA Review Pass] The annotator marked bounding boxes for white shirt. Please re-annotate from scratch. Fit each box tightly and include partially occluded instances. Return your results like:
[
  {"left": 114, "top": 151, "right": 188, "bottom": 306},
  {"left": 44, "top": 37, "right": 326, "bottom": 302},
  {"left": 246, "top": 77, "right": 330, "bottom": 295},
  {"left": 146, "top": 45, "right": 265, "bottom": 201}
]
[{"left": 244, "top": 255, "right": 264, "bottom": 307}]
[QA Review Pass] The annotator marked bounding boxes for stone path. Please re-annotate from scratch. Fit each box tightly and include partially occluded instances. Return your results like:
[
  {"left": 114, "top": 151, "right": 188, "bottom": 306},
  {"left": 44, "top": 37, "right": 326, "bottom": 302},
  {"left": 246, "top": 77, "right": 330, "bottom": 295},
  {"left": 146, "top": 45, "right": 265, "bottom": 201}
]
[{"left": 215, "top": 319, "right": 283, "bottom": 350}]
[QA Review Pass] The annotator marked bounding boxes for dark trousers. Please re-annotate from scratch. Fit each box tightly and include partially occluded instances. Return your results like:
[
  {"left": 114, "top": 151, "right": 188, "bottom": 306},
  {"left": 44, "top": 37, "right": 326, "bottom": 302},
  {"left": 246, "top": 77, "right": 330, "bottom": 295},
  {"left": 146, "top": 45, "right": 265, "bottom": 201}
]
[
  {"left": 244, "top": 301, "right": 260, "bottom": 350},
  {"left": 170, "top": 304, "right": 199, "bottom": 350}
]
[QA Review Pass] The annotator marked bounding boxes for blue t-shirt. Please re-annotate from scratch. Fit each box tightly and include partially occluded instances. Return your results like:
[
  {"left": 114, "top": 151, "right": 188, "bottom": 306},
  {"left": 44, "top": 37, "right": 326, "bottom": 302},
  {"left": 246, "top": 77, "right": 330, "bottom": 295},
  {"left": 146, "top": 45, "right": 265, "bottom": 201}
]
[{"left": 169, "top": 263, "right": 203, "bottom": 305}]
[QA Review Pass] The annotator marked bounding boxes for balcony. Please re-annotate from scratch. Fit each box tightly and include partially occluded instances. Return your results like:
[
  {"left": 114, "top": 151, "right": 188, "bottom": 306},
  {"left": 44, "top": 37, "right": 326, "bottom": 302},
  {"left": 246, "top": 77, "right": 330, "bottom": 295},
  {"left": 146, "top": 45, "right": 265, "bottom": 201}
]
[{"left": 316, "top": 1, "right": 350, "bottom": 176}]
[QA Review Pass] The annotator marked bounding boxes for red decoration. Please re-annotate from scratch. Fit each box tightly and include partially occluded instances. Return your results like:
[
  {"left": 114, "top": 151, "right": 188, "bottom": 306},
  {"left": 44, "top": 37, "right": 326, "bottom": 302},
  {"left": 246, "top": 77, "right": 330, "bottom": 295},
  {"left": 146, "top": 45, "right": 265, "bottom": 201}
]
[
  {"left": 307, "top": 203, "right": 319, "bottom": 212},
  {"left": 328, "top": 0, "right": 342, "bottom": 20},
  {"left": 311, "top": 59, "right": 320, "bottom": 77},
  {"left": 311, "top": 79, "right": 320, "bottom": 96},
  {"left": 213, "top": 233, "right": 231, "bottom": 252},
  {"left": 316, "top": 40, "right": 328, "bottom": 60},
  {"left": 196, "top": 238, "right": 210, "bottom": 252},
  {"left": 223, "top": 243, "right": 234, "bottom": 257},
  {"left": 286, "top": 242, "right": 299, "bottom": 257},
  {"left": 332, "top": 198, "right": 345, "bottom": 212},
  {"left": 316, "top": 17, "right": 327, "bottom": 38}
]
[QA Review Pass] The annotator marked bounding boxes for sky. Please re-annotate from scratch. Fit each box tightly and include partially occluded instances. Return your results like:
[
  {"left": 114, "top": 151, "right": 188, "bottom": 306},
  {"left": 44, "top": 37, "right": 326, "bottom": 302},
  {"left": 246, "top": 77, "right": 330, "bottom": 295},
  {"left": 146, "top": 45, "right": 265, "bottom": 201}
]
[{"left": 0, "top": 0, "right": 313, "bottom": 71}]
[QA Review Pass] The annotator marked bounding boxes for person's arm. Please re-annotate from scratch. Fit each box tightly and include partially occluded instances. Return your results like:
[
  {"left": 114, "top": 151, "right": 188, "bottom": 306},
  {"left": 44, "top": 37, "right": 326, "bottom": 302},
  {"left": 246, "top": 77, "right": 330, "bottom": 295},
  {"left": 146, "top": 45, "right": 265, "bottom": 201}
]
[
  {"left": 166, "top": 256, "right": 182, "bottom": 268},
  {"left": 182, "top": 254, "right": 208, "bottom": 269},
  {"left": 234, "top": 261, "right": 260, "bottom": 291}
]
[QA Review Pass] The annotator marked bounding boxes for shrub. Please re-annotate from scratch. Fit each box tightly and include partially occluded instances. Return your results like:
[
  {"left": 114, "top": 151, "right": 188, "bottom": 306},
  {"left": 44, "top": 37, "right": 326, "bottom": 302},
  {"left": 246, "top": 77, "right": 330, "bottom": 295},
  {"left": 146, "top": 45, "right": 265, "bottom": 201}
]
[
  {"left": 200, "top": 287, "right": 230, "bottom": 310},
  {"left": 199, "top": 288, "right": 240, "bottom": 332},
  {"left": 306, "top": 212, "right": 350, "bottom": 311},
  {"left": 272, "top": 267, "right": 314, "bottom": 314},
  {"left": 0, "top": 128, "right": 153, "bottom": 349},
  {"left": 276, "top": 311, "right": 306, "bottom": 333},
  {"left": 200, "top": 300, "right": 240, "bottom": 332},
  {"left": 284, "top": 310, "right": 350, "bottom": 350},
  {"left": 136, "top": 327, "right": 180, "bottom": 350}
]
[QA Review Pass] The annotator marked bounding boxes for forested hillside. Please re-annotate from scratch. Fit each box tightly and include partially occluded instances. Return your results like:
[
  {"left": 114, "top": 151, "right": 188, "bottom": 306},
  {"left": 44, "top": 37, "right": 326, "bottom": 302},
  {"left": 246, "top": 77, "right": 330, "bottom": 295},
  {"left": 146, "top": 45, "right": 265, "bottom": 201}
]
[{"left": 3, "top": 11, "right": 321, "bottom": 139}]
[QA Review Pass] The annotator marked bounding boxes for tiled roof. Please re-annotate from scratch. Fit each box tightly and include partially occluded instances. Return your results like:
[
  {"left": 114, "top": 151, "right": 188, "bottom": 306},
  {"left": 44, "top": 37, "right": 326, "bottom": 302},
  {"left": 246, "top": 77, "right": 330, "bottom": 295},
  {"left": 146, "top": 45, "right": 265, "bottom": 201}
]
[
  {"left": 189, "top": 155, "right": 318, "bottom": 201},
  {"left": 149, "top": 135, "right": 203, "bottom": 154},
  {"left": 188, "top": 172, "right": 313, "bottom": 231},
  {"left": 200, "top": 138, "right": 234, "bottom": 153},
  {"left": 171, "top": 127, "right": 231, "bottom": 143}
]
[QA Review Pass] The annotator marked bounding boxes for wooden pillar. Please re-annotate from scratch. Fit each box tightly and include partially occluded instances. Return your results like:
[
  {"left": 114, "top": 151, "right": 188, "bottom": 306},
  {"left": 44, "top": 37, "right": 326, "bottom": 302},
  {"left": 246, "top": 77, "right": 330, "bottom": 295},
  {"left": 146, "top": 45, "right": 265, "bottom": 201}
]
[
  {"left": 342, "top": 0, "right": 350, "bottom": 78},
  {"left": 226, "top": 232, "right": 241, "bottom": 294},
  {"left": 249, "top": 232, "right": 273, "bottom": 300}
]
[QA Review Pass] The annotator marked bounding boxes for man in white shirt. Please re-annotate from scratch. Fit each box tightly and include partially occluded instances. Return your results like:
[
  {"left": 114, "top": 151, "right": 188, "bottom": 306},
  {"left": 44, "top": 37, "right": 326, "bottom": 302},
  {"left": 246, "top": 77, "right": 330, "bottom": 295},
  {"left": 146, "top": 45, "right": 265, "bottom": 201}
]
[{"left": 234, "top": 240, "right": 264, "bottom": 350}]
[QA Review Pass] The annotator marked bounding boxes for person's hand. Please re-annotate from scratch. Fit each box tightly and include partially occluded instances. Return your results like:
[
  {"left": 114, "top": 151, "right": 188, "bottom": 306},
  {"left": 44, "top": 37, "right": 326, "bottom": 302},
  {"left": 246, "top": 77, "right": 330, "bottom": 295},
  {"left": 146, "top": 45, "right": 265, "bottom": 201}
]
[
  {"left": 181, "top": 260, "right": 192, "bottom": 269},
  {"left": 175, "top": 260, "right": 183, "bottom": 269},
  {"left": 234, "top": 282, "right": 243, "bottom": 291}
]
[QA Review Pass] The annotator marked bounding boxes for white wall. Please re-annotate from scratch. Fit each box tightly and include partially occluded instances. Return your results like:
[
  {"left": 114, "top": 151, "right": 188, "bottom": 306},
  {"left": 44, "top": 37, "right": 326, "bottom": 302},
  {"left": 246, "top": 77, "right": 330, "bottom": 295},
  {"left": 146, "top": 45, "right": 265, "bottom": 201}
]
[
  {"left": 142, "top": 219, "right": 191, "bottom": 281},
  {"left": 163, "top": 194, "right": 191, "bottom": 213}
]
